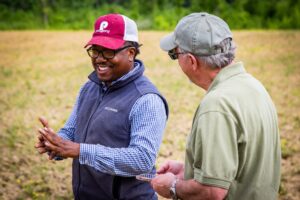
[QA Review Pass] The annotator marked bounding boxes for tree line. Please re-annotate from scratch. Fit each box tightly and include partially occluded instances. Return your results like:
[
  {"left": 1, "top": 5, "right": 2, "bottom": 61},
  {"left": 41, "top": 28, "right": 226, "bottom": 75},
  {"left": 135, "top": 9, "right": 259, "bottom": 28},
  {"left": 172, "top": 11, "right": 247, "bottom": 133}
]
[{"left": 0, "top": 0, "right": 299, "bottom": 30}]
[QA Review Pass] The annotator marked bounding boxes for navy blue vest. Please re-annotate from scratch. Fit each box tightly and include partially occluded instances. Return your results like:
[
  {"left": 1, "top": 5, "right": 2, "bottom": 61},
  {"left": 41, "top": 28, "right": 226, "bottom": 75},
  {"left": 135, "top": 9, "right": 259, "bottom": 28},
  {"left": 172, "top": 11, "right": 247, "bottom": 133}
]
[{"left": 72, "top": 60, "right": 168, "bottom": 200}]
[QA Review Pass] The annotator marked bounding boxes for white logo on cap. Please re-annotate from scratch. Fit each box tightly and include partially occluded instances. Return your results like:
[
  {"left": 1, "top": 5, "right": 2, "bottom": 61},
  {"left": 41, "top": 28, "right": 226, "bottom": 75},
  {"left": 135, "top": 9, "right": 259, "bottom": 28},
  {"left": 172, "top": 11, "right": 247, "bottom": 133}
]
[{"left": 96, "top": 21, "right": 110, "bottom": 33}]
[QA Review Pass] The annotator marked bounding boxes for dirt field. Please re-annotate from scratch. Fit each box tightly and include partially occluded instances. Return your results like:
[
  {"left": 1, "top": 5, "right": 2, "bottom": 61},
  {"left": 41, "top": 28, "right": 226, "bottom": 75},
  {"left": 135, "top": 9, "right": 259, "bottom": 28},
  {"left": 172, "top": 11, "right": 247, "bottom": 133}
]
[{"left": 0, "top": 31, "right": 299, "bottom": 200}]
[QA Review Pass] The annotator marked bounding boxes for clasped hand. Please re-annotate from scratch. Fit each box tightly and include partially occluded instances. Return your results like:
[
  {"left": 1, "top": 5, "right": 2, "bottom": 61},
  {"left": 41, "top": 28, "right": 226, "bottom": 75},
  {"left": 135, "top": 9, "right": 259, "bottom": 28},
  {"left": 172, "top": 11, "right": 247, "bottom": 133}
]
[
  {"left": 150, "top": 160, "right": 184, "bottom": 198},
  {"left": 34, "top": 117, "right": 80, "bottom": 160}
]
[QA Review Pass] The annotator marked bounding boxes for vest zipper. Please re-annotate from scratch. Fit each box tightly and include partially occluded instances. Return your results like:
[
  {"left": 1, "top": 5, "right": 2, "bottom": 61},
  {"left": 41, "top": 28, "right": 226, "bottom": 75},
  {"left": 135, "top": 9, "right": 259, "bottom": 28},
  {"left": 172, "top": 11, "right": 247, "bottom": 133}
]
[{"left": 76, "top": 87, "right": 108, "bottom": 199}]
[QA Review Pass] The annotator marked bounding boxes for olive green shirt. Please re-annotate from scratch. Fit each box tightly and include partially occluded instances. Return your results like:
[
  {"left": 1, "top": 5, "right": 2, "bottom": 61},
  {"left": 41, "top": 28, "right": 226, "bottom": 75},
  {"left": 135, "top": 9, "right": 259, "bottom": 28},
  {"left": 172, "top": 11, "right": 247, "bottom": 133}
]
[{"left": 184, "top": 62, "right": 281, "bottom": 200}]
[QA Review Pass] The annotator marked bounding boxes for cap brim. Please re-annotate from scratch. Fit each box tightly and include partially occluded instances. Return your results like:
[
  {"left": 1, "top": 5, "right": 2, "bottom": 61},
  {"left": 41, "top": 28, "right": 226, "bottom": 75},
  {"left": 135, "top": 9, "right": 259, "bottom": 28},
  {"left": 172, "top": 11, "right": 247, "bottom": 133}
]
[
  {"left": 160, "top": 32, "right": 177, "bottom": 51},
  {"left": 84, "top": 36, "right": 125, "bottom": 50}
]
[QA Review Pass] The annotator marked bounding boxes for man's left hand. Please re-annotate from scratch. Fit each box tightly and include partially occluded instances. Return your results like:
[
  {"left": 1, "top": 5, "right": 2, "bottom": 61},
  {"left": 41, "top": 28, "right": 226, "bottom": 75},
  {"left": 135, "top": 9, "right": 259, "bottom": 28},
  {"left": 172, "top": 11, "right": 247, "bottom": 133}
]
[
  {"left": 150, "top": 172, "right": 176, "bottom": 198},
  {"left": 38, "top": 127, "right": 80, "bottom": 159}
]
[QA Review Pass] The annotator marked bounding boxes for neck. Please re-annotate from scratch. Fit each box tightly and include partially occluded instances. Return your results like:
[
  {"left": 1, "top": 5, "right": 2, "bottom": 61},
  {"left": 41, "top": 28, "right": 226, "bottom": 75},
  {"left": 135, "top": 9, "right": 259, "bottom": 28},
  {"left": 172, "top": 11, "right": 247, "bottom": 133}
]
[{"left": 195, "top": 66, "right": 221, "bottom": 91}]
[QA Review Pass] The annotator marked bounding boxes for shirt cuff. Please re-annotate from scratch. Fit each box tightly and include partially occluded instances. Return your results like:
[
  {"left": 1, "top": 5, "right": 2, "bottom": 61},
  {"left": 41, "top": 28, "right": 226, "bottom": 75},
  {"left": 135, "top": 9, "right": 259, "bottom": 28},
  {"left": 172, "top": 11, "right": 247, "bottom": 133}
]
[
  {"left": 194, "top": 168, "right": 232, "bottom": 189},
  {"left": 79, "top": 143, "right": 97, "bottom": 167}
]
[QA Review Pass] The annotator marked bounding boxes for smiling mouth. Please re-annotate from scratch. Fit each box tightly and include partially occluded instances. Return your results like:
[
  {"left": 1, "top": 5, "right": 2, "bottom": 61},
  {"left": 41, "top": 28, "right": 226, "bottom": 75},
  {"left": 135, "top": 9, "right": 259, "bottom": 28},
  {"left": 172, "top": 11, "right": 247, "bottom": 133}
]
[
  {"left": 95, "top": 64, "right": 113, "bottom": 72},
  {"left": 98, "top": 66, "right": 109, "bottom": 70}
]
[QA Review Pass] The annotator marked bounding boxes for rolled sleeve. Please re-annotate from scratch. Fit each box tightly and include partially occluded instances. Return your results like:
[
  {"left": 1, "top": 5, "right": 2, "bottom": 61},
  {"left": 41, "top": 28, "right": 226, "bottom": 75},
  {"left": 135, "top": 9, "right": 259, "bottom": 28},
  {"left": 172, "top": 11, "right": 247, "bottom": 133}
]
[{"left": 191, "top": 111, "right": 239, "bottom": 189}]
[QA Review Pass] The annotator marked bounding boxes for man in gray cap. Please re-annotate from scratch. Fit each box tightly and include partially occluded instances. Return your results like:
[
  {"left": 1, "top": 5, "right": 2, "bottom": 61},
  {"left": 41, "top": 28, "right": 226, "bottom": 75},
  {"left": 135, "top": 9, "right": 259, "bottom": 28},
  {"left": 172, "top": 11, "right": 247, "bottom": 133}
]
[{"left": 150, "top": 12, "right": 281, "bottom": 200}]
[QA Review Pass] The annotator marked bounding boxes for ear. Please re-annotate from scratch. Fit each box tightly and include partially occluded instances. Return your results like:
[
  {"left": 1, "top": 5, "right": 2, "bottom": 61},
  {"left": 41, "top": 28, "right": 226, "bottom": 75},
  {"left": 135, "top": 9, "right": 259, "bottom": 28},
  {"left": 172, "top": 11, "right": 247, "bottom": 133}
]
[
  {"left": 128, "top": 47, "right": 136, "bottom": 62},
  {"left": 187, "top": 53, "right": 198, "bottom": 71}
]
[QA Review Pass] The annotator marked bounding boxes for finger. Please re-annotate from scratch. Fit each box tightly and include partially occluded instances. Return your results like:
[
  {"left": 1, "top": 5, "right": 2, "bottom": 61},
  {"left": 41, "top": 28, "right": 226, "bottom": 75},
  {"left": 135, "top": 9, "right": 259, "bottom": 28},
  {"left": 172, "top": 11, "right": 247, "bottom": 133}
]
[
  {"left": 38, "top": 128, "right": 46, "bottom": 136},
  {"left": 156, "top": 167, "right": 166, "bottom": 174},
  {"left": 38, "top": 128, "right": 48, "bottom": 142},
  {"left": 38, "top": 134, "right": 45, "bottom": 142},
  {"left": 39, "top": 116, "right": 49, "bottom": 128},
  {"left": 40, "top": 128, "right": 57, "bottom": 145},
  {"left": 45, "top": 127, "right": 56, "bottom": 135},
  {"left": 157, "top": 163, "right": 170, "bottom": 174},
  {"left": 44, "top": 140, "right": 59, "bottom": 152},
  {"left": 35, "top": 142, "right": 45, "bottom": 148},
  {"left": 48, "top": 151, "right": 56, "bottom": 160},
  {"left": 37, "top": 147, "right": 48, "bottom": 154},
  {"left": 38, "top": 128, "right": 52, "bottom": 143}
]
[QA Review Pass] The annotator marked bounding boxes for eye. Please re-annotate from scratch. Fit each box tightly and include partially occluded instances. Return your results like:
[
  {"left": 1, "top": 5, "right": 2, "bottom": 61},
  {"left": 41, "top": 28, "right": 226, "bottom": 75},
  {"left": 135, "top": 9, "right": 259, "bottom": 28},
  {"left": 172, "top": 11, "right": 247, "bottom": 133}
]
[
  {"left": 87, "top": 49, "right": 98, "bottom": 58},
  {"left": 102, "top": 49, "right": 115, "bottom": 59}
]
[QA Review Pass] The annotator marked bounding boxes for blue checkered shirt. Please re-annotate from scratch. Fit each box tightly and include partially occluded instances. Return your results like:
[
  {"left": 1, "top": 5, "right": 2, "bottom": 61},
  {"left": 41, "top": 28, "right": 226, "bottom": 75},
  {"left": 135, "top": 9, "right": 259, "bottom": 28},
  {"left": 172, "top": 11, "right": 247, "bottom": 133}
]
[{"left": 58, "top": 63, "right": 167, "bottom": 177}]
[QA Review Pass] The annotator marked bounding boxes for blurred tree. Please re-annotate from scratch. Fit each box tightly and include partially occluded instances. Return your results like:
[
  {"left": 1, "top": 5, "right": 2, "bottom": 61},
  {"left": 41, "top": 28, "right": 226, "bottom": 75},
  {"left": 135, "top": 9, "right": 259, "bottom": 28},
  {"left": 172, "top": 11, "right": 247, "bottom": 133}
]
[
  {"left": 130, "top": 0, "right": 139, "bottom": 19},
  {"left": 0, "top": 0, "right": 299, "bottom": 29},
  {"left": 40, "top": 0, "right": 49, "bottom": 28}
]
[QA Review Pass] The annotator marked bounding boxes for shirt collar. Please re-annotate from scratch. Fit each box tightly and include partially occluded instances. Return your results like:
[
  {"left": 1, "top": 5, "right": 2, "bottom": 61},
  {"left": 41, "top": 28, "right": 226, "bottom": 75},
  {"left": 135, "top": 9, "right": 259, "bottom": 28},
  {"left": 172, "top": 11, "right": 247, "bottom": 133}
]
[{"left": 207, "top": 62, "right": 246, "bottom": 93}]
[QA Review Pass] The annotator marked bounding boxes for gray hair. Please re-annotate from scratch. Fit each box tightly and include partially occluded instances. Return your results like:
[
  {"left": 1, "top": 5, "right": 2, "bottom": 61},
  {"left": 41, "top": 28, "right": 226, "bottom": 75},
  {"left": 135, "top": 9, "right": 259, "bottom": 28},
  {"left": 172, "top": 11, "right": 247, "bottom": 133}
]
[{"left": 181, "top": 38, "right": 236, "bottom": 69}]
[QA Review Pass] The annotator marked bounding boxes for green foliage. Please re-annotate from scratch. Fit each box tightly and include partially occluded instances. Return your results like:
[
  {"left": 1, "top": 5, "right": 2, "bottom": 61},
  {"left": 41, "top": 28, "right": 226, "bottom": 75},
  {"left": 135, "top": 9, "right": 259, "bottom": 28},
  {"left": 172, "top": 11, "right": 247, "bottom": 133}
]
[{"left": 0, "top": 0, "right": 299, "bottom": 30}]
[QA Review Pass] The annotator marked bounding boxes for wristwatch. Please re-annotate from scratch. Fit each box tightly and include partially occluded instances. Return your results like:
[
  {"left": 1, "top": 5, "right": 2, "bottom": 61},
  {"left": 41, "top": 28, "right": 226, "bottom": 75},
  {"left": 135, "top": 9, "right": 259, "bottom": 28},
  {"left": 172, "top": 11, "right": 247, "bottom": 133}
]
[{"left": 170, "top": 179, "right": 178, "bottom": 200}]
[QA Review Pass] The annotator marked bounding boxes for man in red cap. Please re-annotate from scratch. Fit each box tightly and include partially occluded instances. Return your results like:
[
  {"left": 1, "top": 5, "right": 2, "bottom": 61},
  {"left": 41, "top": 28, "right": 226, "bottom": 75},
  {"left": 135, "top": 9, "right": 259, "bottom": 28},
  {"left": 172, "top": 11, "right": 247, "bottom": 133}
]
[{"left": 35, "top": 13, "right": 168, "bottom": 200}]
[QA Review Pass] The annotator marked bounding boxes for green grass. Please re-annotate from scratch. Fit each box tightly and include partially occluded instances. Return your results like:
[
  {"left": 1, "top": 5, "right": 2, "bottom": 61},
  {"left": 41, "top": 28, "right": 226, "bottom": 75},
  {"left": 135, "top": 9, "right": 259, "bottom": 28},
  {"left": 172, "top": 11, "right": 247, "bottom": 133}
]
[{"left": 0, "top": 31, "right": 299, "bottom": 200}]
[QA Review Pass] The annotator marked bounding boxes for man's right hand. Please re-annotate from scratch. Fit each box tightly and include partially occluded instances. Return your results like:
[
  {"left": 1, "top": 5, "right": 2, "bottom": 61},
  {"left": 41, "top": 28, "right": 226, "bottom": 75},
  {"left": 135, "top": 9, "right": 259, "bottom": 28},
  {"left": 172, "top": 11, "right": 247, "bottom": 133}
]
[
  {"left": 35, "top": 133, "right": 48, "bottom": 154},
  {"left": 35, "top": 116, "right": 58, "bottom": 160},
  {"left": 157, "top": 160, "right": 184, "bottom": 179}
]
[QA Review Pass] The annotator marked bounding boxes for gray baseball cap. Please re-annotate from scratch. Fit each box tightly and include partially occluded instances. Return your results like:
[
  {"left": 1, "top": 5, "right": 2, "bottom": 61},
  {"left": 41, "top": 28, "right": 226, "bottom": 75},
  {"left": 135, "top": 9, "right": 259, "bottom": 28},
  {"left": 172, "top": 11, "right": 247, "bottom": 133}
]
[{"left": 160, "top": 12, "right": 232, "bottom": 56}]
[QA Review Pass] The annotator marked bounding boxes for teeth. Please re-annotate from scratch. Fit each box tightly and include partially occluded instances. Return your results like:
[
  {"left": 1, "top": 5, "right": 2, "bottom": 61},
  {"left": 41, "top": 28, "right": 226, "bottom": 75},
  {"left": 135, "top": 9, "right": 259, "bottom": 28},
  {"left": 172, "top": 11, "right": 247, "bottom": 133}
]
[{"left": 97, "top": 65, "right": 109, "bottom": 70}]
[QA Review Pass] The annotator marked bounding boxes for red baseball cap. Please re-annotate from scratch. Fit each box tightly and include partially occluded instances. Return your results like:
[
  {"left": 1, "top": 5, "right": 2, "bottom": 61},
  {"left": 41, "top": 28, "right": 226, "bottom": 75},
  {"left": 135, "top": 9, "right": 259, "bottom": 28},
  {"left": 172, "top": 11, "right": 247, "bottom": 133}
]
[{"left": 85, "top": 13, "right": 139, "bottom": 50}]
